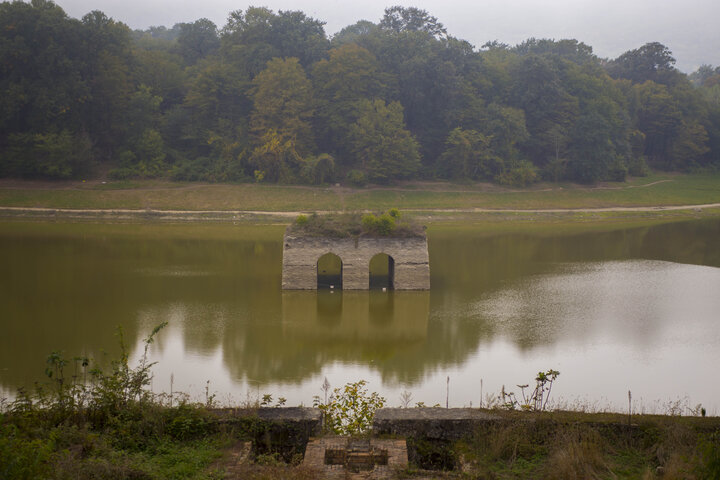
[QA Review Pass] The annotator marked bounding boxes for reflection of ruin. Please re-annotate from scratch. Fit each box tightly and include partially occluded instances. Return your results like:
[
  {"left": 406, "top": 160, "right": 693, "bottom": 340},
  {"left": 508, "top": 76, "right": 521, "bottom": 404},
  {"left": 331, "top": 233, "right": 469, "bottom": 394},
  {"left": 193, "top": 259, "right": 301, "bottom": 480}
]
[
  {"left": 282, "top": 234, "right": 430, "bottom": 290},
  {"left": 281, "top": 291, "right": 429, "bottom": 344}
]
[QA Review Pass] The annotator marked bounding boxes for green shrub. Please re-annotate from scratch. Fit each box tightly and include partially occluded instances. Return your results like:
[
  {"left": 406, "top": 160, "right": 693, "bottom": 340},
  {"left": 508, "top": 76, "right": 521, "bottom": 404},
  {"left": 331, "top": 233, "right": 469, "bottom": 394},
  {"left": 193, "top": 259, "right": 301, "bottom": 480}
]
[
  {"left": 108, "top": 167, "right": 137, "bottom": 181},
  {"left": 495, "top": 160, "right": 539, "bottom": 187},
  {"left": 300, "top": 154, "right": 335, "bottom": 185},
  {"left": 346, "top": 169, "right": 367, "bottom": 187},
  {"left": 313, "top": 380, "right": 386, "bottom": 435},
  {"left": 0, "top": 423, "right": 53, "bottom": 479},
  {"left": 628, "top": 156, "right": 650, "bottom": 177},
  {"left": 360, "top": 212, "right": 396, "bottom": 235},
  {"left": 170, "top": 157, "right": 211, "bottom": 181},
  {"left": 361, "top": 213, "right": 377, "bottom": 231},
  {"left": 607, "top": 157, "right": 629, "bottom": 182},
  {"left": 376, "top": 213, "right": 396, "bottom": 235},
  {"left": 289, "top": 210, "right": 421, "bottom": 238}
]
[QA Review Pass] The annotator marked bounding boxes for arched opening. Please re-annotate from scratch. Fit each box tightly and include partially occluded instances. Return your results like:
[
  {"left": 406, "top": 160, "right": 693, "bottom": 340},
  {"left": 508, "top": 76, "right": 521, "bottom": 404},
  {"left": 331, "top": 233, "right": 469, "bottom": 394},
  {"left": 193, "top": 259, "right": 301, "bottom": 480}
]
[
  {"left": 317, "top": 253, "right": 343, "bottom": 289},
  {"left": 369, "top": 253, "right": 394, "bottom": 290}
]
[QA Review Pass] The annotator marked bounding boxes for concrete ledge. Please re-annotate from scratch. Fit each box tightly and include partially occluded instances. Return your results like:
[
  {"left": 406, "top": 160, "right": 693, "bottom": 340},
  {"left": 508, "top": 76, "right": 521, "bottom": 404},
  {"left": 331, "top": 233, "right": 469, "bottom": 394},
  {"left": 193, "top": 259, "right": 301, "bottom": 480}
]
[
  {"left": 373, "top": 408, "right": 501, "bottom": 440},
  {"left": 211, "top": 406, "right": 322, "bottom": 423}
]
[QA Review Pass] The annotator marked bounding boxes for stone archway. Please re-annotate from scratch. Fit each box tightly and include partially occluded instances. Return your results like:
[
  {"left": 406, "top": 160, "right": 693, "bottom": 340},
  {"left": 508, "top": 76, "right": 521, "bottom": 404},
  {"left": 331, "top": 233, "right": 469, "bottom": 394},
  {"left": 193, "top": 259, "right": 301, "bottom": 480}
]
[
  {"left": 317, "top": 252, "right": 343, "bottom": 289},
  {"left": 369, "top": 253, "right": 395, "bottom": 290}
]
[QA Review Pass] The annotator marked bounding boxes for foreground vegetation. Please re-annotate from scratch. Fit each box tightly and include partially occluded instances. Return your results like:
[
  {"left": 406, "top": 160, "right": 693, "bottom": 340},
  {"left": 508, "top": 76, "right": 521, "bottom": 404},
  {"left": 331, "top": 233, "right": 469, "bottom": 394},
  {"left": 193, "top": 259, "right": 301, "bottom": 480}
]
[{"left": 2, "top": 326, "right": 719, "bottom": 479}]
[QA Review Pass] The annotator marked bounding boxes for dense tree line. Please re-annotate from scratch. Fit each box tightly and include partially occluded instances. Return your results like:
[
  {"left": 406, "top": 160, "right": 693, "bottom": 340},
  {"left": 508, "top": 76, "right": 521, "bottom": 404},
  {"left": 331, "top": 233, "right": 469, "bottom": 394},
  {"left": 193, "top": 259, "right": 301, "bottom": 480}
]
[{"left": 2, "top": 1, "right": 719, "bottom": 185}]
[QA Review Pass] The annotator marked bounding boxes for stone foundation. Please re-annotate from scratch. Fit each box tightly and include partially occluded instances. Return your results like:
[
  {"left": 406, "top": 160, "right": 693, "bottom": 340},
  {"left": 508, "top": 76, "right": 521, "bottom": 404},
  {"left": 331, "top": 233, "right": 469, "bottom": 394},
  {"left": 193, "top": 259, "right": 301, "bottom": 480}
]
[{"left": 303, "top": 437, "right": 408, "bottom": 479}]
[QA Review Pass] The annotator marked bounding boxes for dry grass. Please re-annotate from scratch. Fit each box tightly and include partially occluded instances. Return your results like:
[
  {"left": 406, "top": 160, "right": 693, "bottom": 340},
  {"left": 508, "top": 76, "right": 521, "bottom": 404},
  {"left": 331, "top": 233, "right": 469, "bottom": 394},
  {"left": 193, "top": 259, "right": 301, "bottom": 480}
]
[
  {"left": 446, "top": 412, "right": 720, "bottom": 480},
  {"left": 544, "top": 429, "right": 608, "bottom": 480}
]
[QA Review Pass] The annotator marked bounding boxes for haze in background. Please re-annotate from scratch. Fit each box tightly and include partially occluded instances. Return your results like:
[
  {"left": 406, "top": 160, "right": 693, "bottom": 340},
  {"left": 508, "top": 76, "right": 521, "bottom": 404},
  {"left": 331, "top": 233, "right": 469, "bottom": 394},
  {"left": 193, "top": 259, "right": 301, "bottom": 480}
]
[{"left": 53, "top": 0, "right": 718, "bottom": 72}]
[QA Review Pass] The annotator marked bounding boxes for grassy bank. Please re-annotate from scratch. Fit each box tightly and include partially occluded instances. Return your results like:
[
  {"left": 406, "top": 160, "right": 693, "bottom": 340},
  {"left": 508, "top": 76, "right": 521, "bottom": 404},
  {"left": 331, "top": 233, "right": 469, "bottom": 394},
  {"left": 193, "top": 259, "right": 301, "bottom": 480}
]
[
  {"left": 438, "top": 411, "right": 720, "bottom": 479},
  {"left": 1, "top": 172, "right": 720, "bottom": 212},
  {"left": 3, "top": 404, "right": 719, "bottom": 479}
]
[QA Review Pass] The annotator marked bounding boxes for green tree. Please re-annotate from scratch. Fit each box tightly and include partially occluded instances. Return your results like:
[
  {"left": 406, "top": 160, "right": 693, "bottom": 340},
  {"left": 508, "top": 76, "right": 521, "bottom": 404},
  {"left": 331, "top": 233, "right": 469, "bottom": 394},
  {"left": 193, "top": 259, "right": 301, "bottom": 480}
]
[
  {"left": 349, "top": 99, "right": 421, "bottom": 182},
  {"left": 251, "top": 57, "right": 315, "bottom": 154},
  {"left": 483, "top": 103, "right": 529, "bottom": 161},
  {"left": 608, "top": 42, "right": 677, "bottom": 85},
  {"left": 439, "top": 128, "right": 501, "bottom": 180},
  {"left": 175, "top": 18, "right": 219, "bottom": 65},
  {"left": 311, "top": 44, "right": 388, "bottom": 161},
  {"left": 510, "top": 55, "right": 579, "bottom": 169},
  {"left": 250, "top": 129, "right": 303, "bottom": 183},
  {"left": 171, "top": 59, "right": 251, "bottom": 179},
  {"left": 634, "top": 80, "right": 683, "bottom": 169},
  {"left": 379, "top": 6, "right": 447, "bottom": 38},
  {"left": 79, "top": 10, "right": 135, "bottom": 158},
  {"left": 133, "top": 48, "right": 186, "bottom": 108},
  {"left": 221, "top": 7, "right": 328, "bottom": 76},
  {"left": 4, "top": 130, "right": 92, "bottom": 179},
  {"left": 670, "top": 120, "right": 710, "bottom": 168},
  {"left": 0, "top": 0, "right": 87, "bottom": 141},
  {"left": 300, "top": 153, "right": 335, "bottom": 184}
]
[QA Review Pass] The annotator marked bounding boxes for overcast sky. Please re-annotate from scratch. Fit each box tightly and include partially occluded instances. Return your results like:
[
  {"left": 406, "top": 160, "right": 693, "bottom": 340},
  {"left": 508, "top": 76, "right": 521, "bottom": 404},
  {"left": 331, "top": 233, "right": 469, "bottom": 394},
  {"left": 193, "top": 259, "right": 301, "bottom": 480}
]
[{"left": 53, "top": 0, "right": 719, "bottom": 72}]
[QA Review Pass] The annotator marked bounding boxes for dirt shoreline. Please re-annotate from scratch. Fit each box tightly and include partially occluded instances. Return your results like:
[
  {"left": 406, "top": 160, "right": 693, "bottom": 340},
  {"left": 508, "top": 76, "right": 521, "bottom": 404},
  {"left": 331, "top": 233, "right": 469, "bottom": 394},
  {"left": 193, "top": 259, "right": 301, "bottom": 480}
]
[{"left": 1, "top": 203, "right": 720, "bottom": 223}]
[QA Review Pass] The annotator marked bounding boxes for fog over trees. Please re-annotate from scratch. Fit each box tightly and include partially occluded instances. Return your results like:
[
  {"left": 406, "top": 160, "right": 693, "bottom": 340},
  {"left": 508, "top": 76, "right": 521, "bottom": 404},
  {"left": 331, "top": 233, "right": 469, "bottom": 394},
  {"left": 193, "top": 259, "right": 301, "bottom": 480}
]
[{"left": 2, "top": 1, "right": 719, "bottom": 185}]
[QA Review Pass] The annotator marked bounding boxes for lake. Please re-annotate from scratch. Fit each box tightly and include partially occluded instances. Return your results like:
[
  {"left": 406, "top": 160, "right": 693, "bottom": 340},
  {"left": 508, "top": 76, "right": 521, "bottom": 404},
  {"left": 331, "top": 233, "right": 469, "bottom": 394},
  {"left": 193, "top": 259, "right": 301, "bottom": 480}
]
[{"left": 1, "top": 218, "right": 719, "bottom": 414}]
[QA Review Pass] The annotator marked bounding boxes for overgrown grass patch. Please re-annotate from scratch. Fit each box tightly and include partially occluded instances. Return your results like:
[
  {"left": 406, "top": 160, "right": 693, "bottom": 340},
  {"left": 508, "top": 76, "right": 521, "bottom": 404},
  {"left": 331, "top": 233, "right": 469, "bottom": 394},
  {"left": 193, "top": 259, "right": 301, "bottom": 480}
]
[{"left": 423, "top": 412, "right": 720, "bottom": 480}]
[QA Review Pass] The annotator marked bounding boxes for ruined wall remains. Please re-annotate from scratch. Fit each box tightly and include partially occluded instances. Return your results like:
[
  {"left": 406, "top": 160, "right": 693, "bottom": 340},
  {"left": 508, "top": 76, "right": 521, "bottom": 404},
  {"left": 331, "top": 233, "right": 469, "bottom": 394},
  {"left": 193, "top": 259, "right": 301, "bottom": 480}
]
[{"left": 282, "top": 234, "right": 430, "bottom": 290}]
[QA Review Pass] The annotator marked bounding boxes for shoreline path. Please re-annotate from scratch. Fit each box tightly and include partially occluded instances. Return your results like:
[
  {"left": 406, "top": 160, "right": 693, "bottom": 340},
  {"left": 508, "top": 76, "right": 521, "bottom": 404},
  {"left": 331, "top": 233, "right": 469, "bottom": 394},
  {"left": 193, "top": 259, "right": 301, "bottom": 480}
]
[{"left": 1, "top": 203, "right": 720, "bottom": 220}]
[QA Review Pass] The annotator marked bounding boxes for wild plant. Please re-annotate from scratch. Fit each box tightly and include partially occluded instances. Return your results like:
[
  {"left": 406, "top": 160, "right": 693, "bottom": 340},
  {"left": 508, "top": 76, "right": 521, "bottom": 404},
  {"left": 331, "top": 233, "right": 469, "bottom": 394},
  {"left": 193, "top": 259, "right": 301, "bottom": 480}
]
[
  {"left": 499, "top": 369, "right": 560, "bottom": 411},
  {"left": 260, "top": 394, "right": 287, "bottom": 407},
  {"left": 313, "top": 380, "right": 386, "bottom": 435},
  {"left": 87, "top": 321, "right": 167, "bottom": 424},
  {"left": 399, "top": 390, "right": 413, "bottom": 408}
]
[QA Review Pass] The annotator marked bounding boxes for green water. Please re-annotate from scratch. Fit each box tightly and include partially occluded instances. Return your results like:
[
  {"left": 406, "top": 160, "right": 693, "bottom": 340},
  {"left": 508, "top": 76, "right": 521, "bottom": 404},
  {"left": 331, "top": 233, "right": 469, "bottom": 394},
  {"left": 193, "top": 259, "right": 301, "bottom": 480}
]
[{"left": 1, "top": 218, "right": 719, "bottom": 413}]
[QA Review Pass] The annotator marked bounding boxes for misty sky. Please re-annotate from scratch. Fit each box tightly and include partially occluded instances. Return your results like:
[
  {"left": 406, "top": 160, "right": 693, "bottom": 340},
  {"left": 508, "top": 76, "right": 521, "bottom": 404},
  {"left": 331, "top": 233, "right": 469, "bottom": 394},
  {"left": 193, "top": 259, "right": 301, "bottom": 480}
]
[{"left": 53, "top": 0, "right": 719, "bottom": 72}]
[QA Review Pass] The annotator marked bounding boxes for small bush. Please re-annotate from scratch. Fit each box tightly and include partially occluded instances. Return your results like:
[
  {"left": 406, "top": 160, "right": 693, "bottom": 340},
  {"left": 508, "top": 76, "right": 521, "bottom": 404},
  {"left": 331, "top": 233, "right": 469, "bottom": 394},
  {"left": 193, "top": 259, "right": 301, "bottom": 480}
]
[
  {"left": 170, "top": 157, "right": 211, "bottom": 181},
  {"left": 361, "top": 213, "right": 377, "bottom": 231},
  {"left": 300, "top": 154, "right": 335, "bottom": 185},
  {"left": 108, "top": 167, "right": 137, "bottom": 181},
  {"left": 313, "top": 380, "right": 386, "bottom": 435},
  {"left": 291, "top": 210, "right": 421, "bottom": 238},
  {"left": 376, "top": 213, "right": 396, "bottom": 235},
  {"left": 360, "top": 212, "right": 396, "bottom": 236},
  {"left": 628, "top": 156, "right": 650, "bottom": 177},
  {"left": 495, "top": 160, "right": 539, "bottom": 187},
  {"left": 607, "top": 157, "right": 629, "bottom": 182},
  {"left": 346, "top": 169, "right": 367, "bottom": 187}
]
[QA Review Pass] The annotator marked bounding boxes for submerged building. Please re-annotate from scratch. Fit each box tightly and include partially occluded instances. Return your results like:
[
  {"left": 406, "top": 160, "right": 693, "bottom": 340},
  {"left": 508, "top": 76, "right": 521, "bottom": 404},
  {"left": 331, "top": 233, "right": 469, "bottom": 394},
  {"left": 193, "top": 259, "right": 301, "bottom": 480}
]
[{"left": 281, "top": 232, "right": 430, "bottom": 290}]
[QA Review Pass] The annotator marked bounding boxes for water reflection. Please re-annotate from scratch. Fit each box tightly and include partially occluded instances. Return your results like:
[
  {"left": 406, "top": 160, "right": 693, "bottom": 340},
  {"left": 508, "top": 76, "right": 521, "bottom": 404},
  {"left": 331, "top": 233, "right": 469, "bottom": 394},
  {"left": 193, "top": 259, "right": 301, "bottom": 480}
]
[{"left": 1, "top": 219, "right": 719, "bottom": 411}]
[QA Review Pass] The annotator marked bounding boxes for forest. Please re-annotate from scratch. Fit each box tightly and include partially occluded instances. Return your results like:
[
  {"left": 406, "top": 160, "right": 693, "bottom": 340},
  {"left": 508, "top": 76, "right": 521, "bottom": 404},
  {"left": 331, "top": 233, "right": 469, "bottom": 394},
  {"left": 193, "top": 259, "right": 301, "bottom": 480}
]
[{"left": 1, "top": 0, "right": 720, "bottom": 185}]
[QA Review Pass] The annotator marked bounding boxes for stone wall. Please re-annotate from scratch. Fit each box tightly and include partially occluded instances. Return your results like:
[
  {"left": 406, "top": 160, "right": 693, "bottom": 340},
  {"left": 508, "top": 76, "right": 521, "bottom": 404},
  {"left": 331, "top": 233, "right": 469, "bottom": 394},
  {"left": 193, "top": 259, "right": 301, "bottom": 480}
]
[
  {"left": 282, "top": 233, "right": 430, "bottom": 290},
  {"left": 373, "top": 408, "right": 501, "bottom": 441}
]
